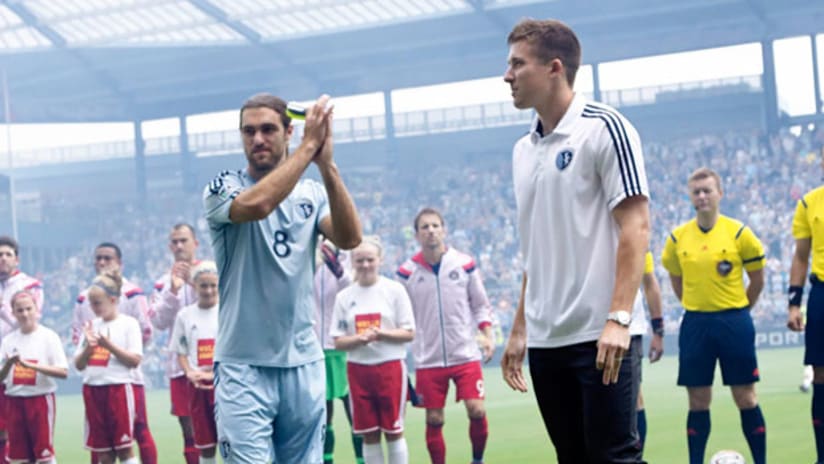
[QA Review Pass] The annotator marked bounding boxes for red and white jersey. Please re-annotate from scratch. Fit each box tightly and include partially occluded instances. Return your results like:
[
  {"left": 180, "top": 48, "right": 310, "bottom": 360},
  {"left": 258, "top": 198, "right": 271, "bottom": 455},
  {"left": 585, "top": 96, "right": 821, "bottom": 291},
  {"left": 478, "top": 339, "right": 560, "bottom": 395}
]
[
  {"left": 330, "top": 276, "right": 415, "bottom": 365},
  {"left": 0, "top": 325, "right": 67, "bottom": 396},
  {"left": 71, "top": 278, "right": 151, "bottom": 347},
  {"left": 150, "top": 271, "right": 198, "bottom": 378},
  {"left": 396, "top": 248, "right": 493, "bottom": 369},
  {"left": 73, "top": 314, "right": 142, "bottom": 386},
  {"left": 0, "top": 270, "right": 43, "bottom": 339},
  {"left": 313, "top": 252, "right": 352, "bottom": 350},
  {"left": 170, "top": 303, "right": 218, "bottom": 373}
]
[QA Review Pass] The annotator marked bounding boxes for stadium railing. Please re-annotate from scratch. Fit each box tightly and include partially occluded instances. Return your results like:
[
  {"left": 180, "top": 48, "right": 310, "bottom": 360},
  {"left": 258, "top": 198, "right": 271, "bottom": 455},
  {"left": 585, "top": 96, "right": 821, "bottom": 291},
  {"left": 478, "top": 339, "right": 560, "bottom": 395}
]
[{"left": 0, "top": 75, "right": 760, "bottom": 169}]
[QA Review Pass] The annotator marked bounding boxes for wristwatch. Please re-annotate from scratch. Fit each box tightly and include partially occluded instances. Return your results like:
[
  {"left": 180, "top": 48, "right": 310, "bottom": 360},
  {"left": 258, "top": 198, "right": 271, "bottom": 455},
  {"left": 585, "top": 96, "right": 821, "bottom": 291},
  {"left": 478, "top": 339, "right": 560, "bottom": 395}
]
[{"left": 606, "top": 310, "right": 632, "bottom": 328}]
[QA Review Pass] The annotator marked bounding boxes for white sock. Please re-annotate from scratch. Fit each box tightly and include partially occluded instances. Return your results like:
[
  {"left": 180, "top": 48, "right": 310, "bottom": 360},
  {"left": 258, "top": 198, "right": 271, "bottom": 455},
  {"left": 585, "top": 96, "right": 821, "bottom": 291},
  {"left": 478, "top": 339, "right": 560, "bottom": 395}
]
[
  {"left": 386, "top": 437, "right": 408, "bottom": 464},
  {"left": 199, "top": 456, "right": 217, "bottom": 464},
  {"left": 363, "top": 442, "right": 385, "bottom": 464},
  {"left": 120, "top": 458, "right": 139, "bottom": 464}
]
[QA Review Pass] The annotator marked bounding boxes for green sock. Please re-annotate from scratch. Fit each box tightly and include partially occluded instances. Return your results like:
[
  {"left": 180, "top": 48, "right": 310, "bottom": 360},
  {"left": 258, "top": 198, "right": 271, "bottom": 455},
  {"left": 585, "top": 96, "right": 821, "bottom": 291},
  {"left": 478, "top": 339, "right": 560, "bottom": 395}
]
[
  {"left": 352, "top": 431, "right": 365, "bottom": 463},
  {"left": 324, "top": 424, "right": 335, "bottom": 464}
]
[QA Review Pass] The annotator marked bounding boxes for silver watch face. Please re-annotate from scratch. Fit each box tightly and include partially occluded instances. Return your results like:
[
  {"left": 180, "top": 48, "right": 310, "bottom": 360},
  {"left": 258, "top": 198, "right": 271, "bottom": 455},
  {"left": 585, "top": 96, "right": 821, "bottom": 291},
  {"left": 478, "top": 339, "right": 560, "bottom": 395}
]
[{"left": 610, "top": 311, "right": 631, "bottom": 326}]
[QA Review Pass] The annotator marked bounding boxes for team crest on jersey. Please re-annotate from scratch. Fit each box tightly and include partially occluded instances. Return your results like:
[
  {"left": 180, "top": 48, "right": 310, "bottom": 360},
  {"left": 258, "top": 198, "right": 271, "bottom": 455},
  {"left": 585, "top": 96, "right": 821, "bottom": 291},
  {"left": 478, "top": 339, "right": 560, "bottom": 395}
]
[
  {"left": 295, "top": 201, "right": 314, "bottom": 219},
  {"left": 449, "top": 270, "right": 459, "bottom": 280},
  {"left": 556, "top": 149, "right": 574, "bottom": 170},
  {"left": 208, "top": 176, "right": 224, "bottom": 195},
  {"left": 219, "top": 440, "right": 231, "bottom": 459},
  {"left": 717, "top": 260, "right": 733, "bottom": 277}
]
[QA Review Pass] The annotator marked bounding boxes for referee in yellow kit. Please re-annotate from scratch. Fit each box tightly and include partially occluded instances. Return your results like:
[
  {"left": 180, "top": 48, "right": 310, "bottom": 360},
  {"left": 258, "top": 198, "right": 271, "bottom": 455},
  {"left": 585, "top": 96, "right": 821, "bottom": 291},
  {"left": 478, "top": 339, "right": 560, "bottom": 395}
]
[
  {"left": 661, "top": 167, "right": 766, "bottom": 464},
  {"left": 788, "top": 165, "right": 824, "bottom": 463}
]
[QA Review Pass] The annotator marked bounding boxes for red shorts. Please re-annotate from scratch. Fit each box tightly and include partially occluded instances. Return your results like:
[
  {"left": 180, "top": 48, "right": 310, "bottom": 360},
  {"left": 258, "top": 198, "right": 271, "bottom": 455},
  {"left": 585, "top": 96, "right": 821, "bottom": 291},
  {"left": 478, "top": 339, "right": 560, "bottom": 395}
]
[
  {"left": 7, "top": 393, "right": 55, "bottom": 462},
  {"left": 415, "top": 361, "right": 485, "bottom": 409},
  {"left": 347, "top": 360, "right": 407, "bottom": 434},
  {"left": 189, "top": 385, "right": 217, "bottom": 449},
  {"left": 170, "top": 375, "right": 193, "bottom": 417},
  {"left": 83, "top": 384, "right": 135, "bottom": 452},
  {"left": 132, "top": 384, "right": 150, "bottom": 430},
  {"left": 0, "top": 383, "right": 7, "bottom": 430}
]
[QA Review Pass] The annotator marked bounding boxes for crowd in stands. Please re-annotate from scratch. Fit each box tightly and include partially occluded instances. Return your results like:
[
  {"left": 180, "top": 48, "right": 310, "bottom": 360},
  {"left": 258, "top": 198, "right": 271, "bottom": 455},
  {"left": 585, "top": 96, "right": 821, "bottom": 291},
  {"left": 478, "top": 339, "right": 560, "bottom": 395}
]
[{"left": 13, "top": 123, "right": 824, "bottom": 385}]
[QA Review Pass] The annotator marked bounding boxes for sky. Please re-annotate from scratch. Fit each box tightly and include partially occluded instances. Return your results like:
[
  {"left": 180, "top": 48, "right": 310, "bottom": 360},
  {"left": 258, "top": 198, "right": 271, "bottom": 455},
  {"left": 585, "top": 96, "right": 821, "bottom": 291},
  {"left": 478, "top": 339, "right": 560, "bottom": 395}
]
[{"left": 0, "top": 35, "right": 821, "bottom": 163}]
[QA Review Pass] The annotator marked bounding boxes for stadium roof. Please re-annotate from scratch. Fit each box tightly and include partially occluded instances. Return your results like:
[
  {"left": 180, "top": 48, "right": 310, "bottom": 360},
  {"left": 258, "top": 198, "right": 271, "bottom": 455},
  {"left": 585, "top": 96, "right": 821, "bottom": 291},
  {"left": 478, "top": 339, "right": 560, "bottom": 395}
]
[{"left": 0, "top": 0, "right": 822, "bottom": 123}]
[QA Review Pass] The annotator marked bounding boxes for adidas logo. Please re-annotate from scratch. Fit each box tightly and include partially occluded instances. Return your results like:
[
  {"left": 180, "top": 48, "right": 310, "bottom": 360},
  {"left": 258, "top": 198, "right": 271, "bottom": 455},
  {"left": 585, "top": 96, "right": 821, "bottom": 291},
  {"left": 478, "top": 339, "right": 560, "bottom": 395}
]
[
  {"left": 41, "top": 449, "right": 51, "bottom": 457},
  {"left": 121, "top": 433, "right": 130, "bottom": 442}
]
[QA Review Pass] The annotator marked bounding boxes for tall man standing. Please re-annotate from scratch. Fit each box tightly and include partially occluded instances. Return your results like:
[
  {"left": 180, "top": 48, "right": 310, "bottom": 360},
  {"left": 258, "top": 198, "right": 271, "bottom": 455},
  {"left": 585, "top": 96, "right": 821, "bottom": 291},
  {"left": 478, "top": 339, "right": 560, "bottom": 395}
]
[
  {"left": 204, "top": 93, "right": 361, "bottom": 463},
  {"left": 501, "top": 19, "right": 650, "bottom": 463}
]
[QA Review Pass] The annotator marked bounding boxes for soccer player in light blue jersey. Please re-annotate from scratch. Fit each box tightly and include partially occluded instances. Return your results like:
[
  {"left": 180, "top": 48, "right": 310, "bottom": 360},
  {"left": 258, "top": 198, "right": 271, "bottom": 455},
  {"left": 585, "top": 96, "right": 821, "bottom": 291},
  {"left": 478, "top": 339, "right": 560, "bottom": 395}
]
[{"left": 203, "top": 93, "right": 362, "bottom": 464}]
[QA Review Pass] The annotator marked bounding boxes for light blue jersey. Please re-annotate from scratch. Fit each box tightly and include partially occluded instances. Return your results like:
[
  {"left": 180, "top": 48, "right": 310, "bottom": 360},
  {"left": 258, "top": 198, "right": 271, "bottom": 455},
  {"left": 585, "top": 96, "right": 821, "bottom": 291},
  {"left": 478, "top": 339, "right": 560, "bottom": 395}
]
[{"left": 203, "top": 168, "right": 329, "bottom": 367}]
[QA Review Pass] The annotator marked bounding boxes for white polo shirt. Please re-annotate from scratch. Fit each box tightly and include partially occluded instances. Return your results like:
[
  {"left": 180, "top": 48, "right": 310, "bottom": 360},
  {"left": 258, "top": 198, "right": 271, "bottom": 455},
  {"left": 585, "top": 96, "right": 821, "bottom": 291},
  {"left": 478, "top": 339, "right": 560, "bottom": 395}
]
[{"left": 512, "top": 93, "right": 649, "bottom": 348}]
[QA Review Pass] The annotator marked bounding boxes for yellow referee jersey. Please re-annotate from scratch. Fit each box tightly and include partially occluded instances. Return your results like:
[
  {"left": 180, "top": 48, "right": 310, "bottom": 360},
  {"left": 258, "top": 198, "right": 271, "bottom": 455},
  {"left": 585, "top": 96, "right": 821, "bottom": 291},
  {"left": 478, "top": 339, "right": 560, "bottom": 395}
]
[
  {"left": 644, "top": 251, "right": 654, "bottom": 275},
  {"left": 661, "top": 215, "right": 765, "bottom": 312},
  {"left": 792, "top": 185, "right": 824, "bottom": 279}
]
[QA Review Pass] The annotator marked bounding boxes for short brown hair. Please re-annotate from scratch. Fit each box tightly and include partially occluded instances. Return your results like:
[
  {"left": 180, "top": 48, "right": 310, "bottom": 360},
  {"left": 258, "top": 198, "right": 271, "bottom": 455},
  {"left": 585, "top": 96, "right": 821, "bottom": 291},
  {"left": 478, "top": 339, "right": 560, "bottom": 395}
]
[
  {"left": 414, "top": 207, "right": 445, "bottom": 232},
  {"left": 171, "top": 223, "right": 197, "bottom": 239},
  {"left": 240, "top": 93, "right": 290, "bottom": 129},
  {"left": 688, "top": 167, "right": 722, "bottom": 191},
  {"left": 0, "top": 235, "right": 18, "bottom": 256},
  {"left": 507, "top": 18, "right": 581, "bottom": 87}
]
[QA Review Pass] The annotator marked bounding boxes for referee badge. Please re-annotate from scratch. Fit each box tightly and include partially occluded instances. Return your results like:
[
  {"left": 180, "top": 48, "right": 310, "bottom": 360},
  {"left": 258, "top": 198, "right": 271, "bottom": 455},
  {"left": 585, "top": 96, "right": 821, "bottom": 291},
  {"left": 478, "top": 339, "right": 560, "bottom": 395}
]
[
  {"left": 556, "top": 149, "right": 574, "bottom": 170},
  {"left": 716, "top": 260, "right": 733, "bottom": 277}
]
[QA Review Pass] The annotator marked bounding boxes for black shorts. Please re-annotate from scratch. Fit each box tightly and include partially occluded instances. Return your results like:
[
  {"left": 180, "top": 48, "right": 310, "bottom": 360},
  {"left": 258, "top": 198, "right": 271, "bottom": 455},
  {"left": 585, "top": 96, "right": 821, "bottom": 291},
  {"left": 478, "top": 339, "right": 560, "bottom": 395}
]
[
  {"left": 806, "top": 276, "right": 824, "bottom": 366},
  {"left": 677, "top": 308, "right": 758, "bottom": 387}
]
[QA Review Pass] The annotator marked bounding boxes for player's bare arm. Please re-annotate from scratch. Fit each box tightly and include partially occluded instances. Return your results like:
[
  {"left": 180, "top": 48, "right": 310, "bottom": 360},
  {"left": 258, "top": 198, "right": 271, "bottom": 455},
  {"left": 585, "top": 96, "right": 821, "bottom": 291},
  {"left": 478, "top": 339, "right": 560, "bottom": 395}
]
[
  {"left": 334, "top": 332, "right": 377, "bottom": 351},
  {"left": 316, "top": 116, "right": 362, "bottom": 251},
  {"left": 745, "top": 268, "right": 765, "bottom": 309},
  {"left": 20, "top": 359, "right": 68, "bottom": 379},
  {"left": 597, "top": 195, "right": 649, "bottom": 385},
  {"left": 97, "top": 335, "right": 142, "bottom": 368},
  {"left": 375, "top": 328, "right": 414, "bottom": 343},
  {"left": 229, "top": 95, "right": 333, "bottom": 223},
  {"left": 669, "top": 275, "right": 683, "bottom": 301},
  {"left": 502, "top": 271, "right": 529, "bottom": 393},
  {"left": 788, "top": 237, "right": 811, "bottom": 331},
  {"left": 179, "top": 354, "right": 211, "bottom": 390},
  {"left": 0, "top": 353, "right": 19, "bottom": 381},
  {"left": 74, "top": 341, "right": 96, "bottom": 371},
  {"left": 642, "top": 271, "right": 664, "bottom": 362}
]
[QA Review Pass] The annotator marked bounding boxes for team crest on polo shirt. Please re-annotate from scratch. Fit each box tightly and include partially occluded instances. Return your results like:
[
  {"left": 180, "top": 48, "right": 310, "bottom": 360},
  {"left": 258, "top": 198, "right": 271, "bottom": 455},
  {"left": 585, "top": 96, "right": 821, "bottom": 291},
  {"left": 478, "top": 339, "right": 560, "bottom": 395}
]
[
  {"left": 449, "top": 270, "right": 459, "bottom": 280},
  {"left": 294, "top": 201, "right": 314, "bottom": 219},
  {"left": 556, "top": 149, "right": 574, "bottom": 170},
  {"left": 717, "top": 260, "right": 733, "bottom": 277}
]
